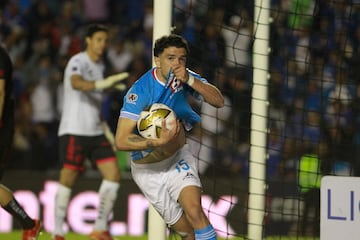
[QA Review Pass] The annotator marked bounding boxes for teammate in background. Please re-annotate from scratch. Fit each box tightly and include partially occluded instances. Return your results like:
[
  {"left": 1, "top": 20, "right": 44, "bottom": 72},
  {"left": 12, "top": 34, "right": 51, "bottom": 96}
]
[
  {"left": 53, "top": 24, "right": 128, "bottom": 240},
  {"left": 0, "top": 45, "right": 42, "bottom": 240},
  {"left": 115, "top": 34, "right": 224, "bottom": 240}
]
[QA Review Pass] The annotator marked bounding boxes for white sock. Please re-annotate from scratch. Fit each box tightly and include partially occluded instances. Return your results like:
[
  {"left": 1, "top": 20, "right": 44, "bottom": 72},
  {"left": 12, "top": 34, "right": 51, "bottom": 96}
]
[
  {"left": 93, "top": 180, "right": 120, "bottom": 231},
  {"left": 54, "top": 184, "right": 71, "bottom": 236}
]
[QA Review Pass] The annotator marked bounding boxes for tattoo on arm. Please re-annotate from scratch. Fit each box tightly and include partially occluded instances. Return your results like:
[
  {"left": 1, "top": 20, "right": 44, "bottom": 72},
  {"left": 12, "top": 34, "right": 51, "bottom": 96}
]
[
  {"left": 146, "top": 141, "right": 155, "bottom": 148},
  {"left": 129, "top": 136, "right": 146, "bottom": 142},
  {"left": 128, "top": 135, "right": 156, "bottom": 148}
]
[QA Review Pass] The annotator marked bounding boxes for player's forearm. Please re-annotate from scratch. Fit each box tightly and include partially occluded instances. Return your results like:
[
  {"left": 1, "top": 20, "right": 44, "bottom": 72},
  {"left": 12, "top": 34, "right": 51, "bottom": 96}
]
[
  {"left": 71, "top": 75, "right": 96, "bottom": 91},
  {"left": 115, "top": 133, "right": 163, "bottom": 151},
  {"left": 174, "top": 67, "right": 224, "bottom": 108},
  {"left": 192, "top": 80, "right": 225, "bottom": 108},
  {"left": 136, "top": 147, "right": 176, "bottom": 164},
  {"left": 71, "top": 72, "right": 129, "bottom": 91},
  {"left": 125, "top": 136, "right": 185, "bottom": 164}
]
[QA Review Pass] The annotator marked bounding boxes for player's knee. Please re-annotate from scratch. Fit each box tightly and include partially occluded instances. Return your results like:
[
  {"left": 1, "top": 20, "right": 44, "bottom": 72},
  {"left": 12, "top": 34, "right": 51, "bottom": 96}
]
[
  {"left": 59, "top": 168, "right": 79, "bottom": 187},
  {"left": 98, "top": 162, "right": 121, "bottom": 181},
  {"left": 102, "top": 168, "right": 121, "bottom": 182}
]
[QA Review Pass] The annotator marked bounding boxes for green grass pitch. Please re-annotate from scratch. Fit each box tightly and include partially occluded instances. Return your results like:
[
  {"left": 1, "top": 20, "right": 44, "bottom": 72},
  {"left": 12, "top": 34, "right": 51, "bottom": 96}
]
[
  {"left": 0, "top": 231, "right": 147, "bottom": 240},
  {"left": 0, "top": 231, "right": 245, "bottom": 240},
  {"left": 0, "top": 231, "right": 319, "bottom": 239}
]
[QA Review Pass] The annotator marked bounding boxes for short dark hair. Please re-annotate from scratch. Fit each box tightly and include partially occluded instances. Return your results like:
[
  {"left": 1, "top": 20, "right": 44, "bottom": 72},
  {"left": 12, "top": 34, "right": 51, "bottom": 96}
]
[
  {"left": 86, "top": 24, "right": 108, "bottom": 37},
  {"left": 153, "top": 34, "right": 189, "bottom": 57}
]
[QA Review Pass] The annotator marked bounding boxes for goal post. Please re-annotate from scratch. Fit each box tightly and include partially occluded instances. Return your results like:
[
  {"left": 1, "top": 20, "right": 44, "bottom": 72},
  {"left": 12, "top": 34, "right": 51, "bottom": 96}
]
[
  {"left": 248, "top": 0, "right": 270, "bottom": 239},
  {"left": 148, "top": 0, "right": 172, "bottom": 239}
]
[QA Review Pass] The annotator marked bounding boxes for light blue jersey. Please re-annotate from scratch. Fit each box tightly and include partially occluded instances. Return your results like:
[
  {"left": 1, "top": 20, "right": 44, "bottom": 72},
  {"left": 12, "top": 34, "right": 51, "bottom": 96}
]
[{"left": 120, "top": 67, "right": 206, "bottom": 161}]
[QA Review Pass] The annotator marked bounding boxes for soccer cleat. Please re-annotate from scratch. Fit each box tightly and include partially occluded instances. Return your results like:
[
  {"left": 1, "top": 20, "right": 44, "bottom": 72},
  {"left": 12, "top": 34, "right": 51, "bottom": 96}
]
[
  {"left": 22, "top": 219, "right": 42, "bottom": 240},
  {"left": 53, "top": 235, "right": 65, "bottom": 240},
  {"left": 89, "top": 230, "right": 113, "bottom": 240}
]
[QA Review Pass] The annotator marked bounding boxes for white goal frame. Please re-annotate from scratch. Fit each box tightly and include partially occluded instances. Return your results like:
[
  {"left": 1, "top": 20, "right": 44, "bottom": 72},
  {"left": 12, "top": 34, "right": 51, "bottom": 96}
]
[
  {"left": 248, "top": 0, "right": 270, "bottom": 239},
  {"left": 148, "top": 0, "right": 172, "bottom": 240}
]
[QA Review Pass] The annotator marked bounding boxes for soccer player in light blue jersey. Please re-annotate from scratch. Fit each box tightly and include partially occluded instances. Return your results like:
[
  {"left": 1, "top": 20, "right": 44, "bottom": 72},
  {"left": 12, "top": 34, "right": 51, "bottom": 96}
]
[{"left": 115, "top": 34, "right": 224, "bottom": 240}]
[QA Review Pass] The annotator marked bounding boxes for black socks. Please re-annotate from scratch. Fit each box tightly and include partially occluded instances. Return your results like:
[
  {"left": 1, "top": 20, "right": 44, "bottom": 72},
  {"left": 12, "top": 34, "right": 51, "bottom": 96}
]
[{"left": 3, "top": 198, "right": 35, "bottom": 229}]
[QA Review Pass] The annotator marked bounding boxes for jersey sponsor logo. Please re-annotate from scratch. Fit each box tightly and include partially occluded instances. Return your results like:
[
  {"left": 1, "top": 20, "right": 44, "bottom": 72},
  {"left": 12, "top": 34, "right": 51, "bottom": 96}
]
[{"left": 126, "top": 93, "right": 138, "bottom": 104}]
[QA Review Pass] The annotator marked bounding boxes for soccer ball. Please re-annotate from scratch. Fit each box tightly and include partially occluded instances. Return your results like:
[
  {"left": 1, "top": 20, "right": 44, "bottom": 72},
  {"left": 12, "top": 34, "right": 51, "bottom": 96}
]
[{"left": 137, "top": 103, "right": 177, "bottom": 139}]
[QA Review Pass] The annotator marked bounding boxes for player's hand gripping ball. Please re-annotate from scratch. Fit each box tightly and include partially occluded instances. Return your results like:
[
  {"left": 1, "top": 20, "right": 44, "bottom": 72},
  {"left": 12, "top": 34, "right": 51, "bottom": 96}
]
[{"left": 137, "top": 103, "right": 176, "bottom": 139}]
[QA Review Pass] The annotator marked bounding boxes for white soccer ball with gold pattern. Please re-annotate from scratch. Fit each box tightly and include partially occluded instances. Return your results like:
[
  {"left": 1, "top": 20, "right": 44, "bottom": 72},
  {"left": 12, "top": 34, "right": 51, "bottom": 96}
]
[{"left": 137, "top": 103, "right": 176, "bottom": 139}]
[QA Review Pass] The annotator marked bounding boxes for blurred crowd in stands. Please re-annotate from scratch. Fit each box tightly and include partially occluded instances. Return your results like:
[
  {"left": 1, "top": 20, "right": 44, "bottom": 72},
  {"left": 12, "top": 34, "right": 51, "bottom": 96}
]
[
  {"left": 1, "top": 0, "right": 360, "bottom": 181},
  {"left": 267, "top": 0, "right": 360, "bottom": 181}
]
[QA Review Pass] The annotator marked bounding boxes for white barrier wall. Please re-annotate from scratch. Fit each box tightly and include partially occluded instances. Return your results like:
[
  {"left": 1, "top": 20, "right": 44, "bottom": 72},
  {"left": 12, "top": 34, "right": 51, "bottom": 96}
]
[{"left": 321, "top": 176, "right": 360, "bottom": 240}]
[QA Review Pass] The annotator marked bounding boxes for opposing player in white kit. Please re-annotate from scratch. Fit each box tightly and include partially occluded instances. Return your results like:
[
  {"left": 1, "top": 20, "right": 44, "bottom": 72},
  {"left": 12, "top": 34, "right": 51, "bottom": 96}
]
[
  {"left": 53, "top": 24, "right": 128, "bottom": 240},
  {"left": 115, "top": 34, "right": 224, "bottom": 239}
]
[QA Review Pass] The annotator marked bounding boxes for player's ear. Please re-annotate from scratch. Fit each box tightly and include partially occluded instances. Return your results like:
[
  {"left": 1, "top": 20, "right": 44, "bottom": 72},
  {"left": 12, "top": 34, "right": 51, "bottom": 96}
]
[
  {"left": 154, "top": 56, "right": 161, "bottom": 68},
  {"left": 85, "top": 36, "right": 91, "bottom": 46}
]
